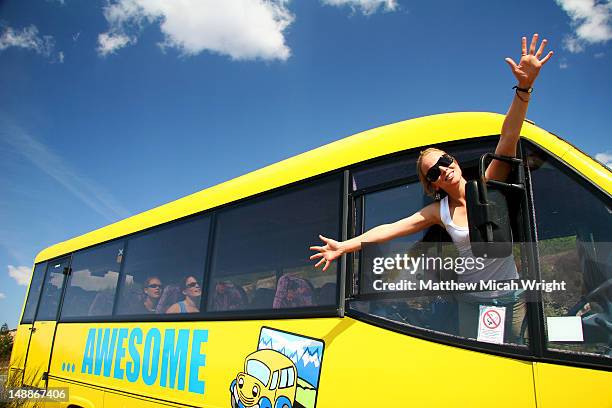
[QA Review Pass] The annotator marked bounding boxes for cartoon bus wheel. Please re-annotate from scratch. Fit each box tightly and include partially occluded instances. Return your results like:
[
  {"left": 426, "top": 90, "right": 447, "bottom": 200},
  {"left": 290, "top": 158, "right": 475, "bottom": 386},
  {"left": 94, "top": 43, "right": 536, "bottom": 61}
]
[{"left": 230, "top": 349, "right": 297, "bottom": 408}]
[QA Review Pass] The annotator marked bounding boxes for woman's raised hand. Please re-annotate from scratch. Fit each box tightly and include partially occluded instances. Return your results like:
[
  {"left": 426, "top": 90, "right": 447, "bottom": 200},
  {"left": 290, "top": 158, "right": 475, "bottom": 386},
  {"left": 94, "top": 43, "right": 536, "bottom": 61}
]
[
  {"left": 309, "top": 235, "right": 344, "bottom": 272},
  {"left": 505, "top": 33, "right": 553, "bottom": 88}
]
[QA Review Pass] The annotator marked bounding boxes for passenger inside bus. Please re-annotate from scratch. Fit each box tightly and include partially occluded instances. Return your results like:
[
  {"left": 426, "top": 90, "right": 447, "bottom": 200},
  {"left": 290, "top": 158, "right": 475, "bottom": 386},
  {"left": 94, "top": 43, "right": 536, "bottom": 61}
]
[
  {"left": 166, "top": 275, "right": 202, "bottom": 313},
  {"left": 310, "top": 33, "right": 554, "bottom": 342},
  {"left": 141, "top": 276, "right": 163, "bottom": 313}
]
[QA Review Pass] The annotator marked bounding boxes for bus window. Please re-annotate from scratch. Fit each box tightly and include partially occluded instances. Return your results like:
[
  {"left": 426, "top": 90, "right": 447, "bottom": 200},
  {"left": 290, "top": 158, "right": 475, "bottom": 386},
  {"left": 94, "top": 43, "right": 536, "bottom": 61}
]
[
  {"left": 36, "top": 259, "right": 70, "bottom": 321},
  {"left": 207, "top": 175, "right": 341, "bottom": 313},
  {"left": 526, "top": 142, "right": 612, "bottom": 359},
  {"left": 60, "top": 240, "right": 123, "bottom": 319},
  {"left": 115, "top": 216, "right": 210, "bottom": 316},
  {"left": 349, "top": 139, "right": 530, "bottom": 346},
  {"left": 20, "top": 263, "right": 47, "bottom": 324}
]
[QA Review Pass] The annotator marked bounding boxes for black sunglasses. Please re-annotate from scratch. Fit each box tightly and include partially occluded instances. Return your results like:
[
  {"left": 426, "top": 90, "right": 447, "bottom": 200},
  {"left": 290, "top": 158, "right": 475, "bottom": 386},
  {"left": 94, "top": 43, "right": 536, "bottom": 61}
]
[
  {"left": 146, "top": 284, "right": 161, "bottom": 289},
  {"left": 425, "top": 154, "right": 454, "bottom": 183},
  {"left": 186, "top": 281, "right": 200, "bottom": 288}
]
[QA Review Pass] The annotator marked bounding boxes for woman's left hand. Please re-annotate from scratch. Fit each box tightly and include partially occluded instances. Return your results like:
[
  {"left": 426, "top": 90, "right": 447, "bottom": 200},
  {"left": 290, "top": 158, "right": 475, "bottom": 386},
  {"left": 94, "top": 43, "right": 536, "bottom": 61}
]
[{"left": 505, "top": 33, "right": 553, "bottom": 88}]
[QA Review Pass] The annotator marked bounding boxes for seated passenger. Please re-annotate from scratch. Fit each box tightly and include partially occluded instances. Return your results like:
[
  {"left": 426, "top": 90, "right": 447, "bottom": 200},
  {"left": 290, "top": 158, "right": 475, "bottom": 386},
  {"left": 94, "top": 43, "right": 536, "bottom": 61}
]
[
  {"left": 142, "top": 276, "right": 163, "bottom": 313},
  {"left": 166, "top": 275, "right": 201, "bottom": 314},
  {"left": 273, "top": 275, "right": 313, "bottom": 308}
]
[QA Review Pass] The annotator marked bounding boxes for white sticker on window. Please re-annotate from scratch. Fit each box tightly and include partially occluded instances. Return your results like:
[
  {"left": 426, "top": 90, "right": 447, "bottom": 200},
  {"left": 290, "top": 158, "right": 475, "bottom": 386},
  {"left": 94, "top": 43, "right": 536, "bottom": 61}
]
[
  {"left": 477, "top": 305, "right": 506, "bottom": 344},
  {"left": 546, "top": 316, "right": 584, "bottom": 342}
]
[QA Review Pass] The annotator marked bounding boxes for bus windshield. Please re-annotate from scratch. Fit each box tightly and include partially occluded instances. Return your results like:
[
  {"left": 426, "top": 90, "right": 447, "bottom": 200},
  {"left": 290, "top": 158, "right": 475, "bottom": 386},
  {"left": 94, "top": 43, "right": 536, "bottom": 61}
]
[{"left": 246, "top": 360, "right": 271, "bottom": 386}]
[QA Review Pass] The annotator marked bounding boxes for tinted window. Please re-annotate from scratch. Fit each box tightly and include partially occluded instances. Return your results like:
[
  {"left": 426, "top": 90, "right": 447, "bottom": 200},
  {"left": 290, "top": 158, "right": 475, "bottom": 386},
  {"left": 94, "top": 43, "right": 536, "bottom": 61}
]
[
  {"left": 60, "top": 241, "right": 123, "bottom": 318},
  {"left": 526, "top": 142, "right": 612, "bottom": 359},
  {"left": 36, "top": 258, "right": 70, "bottom": 321},
  {"left": 21, "top": 263, "right": 47, "bottom": 324},
  {"left": 115, "top": 216, "right": 210, "bottom": 316},
  {"left": 207, "top": 176, "right": 342, "bottom": 312}
]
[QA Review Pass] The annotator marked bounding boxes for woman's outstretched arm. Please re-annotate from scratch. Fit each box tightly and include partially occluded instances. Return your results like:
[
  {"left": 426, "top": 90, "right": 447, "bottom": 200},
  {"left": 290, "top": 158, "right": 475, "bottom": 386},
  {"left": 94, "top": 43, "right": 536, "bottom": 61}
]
[
  {"left": 309, "top": 202, "right": 439, "bottom": 271},
  {"left": 486, "top": 33, "right": 553, "bottom": 182}
]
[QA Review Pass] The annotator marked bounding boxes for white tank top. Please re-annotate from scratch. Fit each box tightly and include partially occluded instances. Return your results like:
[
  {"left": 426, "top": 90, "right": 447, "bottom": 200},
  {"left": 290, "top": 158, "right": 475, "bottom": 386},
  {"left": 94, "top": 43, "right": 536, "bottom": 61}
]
[{"left": 439, "top": 196, "right": 518, "bottom": 284}]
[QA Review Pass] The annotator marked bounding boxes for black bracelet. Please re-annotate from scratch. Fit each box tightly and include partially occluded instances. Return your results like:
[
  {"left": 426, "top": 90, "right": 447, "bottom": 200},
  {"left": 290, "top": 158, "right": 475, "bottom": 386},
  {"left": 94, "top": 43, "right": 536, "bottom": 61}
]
[
  {"left": 513, "top": 86, "right": 531, "bottom": 102},
  {"left": 513, "top": 85, "right": 533, "bottom": 94}
]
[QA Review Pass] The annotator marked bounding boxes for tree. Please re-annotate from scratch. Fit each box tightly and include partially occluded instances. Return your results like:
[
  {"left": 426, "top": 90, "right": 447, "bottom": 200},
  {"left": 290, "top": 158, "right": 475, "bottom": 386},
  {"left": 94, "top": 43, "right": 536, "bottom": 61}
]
[{"left": 0, "top": 322, "right": 13, "bottom": 360}]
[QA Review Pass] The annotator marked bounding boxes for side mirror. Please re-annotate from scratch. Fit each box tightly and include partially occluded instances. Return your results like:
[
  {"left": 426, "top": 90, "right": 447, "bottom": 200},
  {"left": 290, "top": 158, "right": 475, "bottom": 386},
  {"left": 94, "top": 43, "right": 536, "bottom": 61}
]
[{"left": 465, "top": 153, "right": 524, "bottom": 258}]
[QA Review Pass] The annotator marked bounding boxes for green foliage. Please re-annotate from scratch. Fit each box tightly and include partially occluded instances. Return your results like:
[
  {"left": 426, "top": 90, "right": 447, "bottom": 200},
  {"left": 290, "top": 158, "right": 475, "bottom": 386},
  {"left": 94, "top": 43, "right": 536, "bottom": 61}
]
[
  {"left": 0, "top": 323, "right": 13, "bottom": 360},
  {"left": 537, "top": 235, "right": 576, "bottom": 256}
]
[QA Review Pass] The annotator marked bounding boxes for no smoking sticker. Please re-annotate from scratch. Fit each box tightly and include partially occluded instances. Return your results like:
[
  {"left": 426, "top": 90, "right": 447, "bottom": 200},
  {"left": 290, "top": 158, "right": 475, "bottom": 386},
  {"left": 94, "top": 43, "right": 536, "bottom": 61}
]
[{"left": 477, "top": 305, "right": 506, "bottom": 344}]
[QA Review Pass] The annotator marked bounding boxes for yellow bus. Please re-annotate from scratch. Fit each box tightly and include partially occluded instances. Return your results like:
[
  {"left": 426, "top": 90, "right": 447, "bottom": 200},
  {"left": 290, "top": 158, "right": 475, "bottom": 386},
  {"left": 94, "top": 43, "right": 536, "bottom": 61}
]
[{"left": 7, "top": 112, "right": 612, "bottom": 408}]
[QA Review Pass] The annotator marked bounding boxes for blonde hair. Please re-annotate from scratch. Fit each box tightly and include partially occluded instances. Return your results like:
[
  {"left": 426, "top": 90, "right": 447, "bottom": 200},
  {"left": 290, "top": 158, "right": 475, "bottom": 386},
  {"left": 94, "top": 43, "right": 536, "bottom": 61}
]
[{"left": 416, "top": 147, "right": 445, "bottom": 199}]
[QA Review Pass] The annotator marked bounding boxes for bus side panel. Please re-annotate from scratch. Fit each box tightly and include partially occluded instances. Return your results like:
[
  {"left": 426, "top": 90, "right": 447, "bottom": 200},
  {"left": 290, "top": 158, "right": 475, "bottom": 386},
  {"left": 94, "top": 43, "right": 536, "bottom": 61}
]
[
  {"left": 8, "top": 324, "right": 32, "bottom": 385},
  {"left": 50, "top": 320, "right": 339, "bottom": 407},
  {"left": 46, "top": 377, "right": 104, "bottom": 408},
  {"left": 49, "top": 318, "right": 536, "bottom": 408},
  {"left": 533, "top": 362, "right": 612, "bottom": 408},
  {"left": 104, "top": 390, "right": 184, "bottom": 407},
  {"left": 316, "top": 318, "right": 536, "bottom": 408}
]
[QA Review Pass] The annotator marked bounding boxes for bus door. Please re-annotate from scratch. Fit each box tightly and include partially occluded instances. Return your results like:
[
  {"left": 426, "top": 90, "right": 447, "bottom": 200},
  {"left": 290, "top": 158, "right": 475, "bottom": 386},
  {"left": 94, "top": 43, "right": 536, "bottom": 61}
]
[
  {"left": 8, "top": 262, "right": 47, "bottom": 386},
  {"left": 22, "top": 257, "right": 70, "bottom": 388}
]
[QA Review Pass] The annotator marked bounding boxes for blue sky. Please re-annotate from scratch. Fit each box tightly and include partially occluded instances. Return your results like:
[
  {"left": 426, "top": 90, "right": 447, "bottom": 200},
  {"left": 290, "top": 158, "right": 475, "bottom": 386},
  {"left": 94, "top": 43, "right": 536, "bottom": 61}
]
[{"left": 1, "top": 0, "right": 611, "bottom": 328}]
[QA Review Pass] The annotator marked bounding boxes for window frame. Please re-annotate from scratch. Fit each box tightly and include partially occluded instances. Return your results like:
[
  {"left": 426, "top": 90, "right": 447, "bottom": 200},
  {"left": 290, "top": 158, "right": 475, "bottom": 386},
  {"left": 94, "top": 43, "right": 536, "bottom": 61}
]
[
  {"left": 34, "top": 256, "right": 73, "bottom": 323},
  {"left": 110, "top": 213, "right": 211, "bottom": 318},
  {"left": 344, "top": 136, "right": 547, "bottom": 363},
  {"left": 55, "top": 171, "right": 346, "bottom": 324},
  {"left": 522, "top": 139, "right": 612, "bottom": 370},
  {"left": 59, "top": 239, "right": 125, "bottom": 320},
  {"left": 201, "top": 172, "right": 346, "bottom": 320},
  {"left": 20, "top": 262, "right": 48, "bottom": 325}
]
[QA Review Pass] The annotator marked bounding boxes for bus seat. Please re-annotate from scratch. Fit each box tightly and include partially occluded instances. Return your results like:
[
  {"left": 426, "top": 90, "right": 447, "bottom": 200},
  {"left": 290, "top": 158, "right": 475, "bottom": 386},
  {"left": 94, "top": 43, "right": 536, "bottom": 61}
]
[
  {"left": 250, "top": 288, "right": 275, "bottom": 309},
  {"left": 273, "top": 275, "right": 314, "bottom": 308},
  {"left": 211, "top": 282, "right": 248, "bottom": 311},
  {"left": 87, "top": 291, "right": 114, "bottom": 316},
  {"left": 316, "top": 282, "right": 336, "bottom": 306},
  {"left": 156, "top": 285, "right": 181, "bottom": 314}
]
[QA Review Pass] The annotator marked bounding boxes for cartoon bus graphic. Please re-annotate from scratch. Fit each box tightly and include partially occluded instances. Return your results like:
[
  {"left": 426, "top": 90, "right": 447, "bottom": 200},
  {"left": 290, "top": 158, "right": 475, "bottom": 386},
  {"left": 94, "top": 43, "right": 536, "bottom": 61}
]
[
  {"left": 230, "top": 327, "right": 324, "bottom": 408},
  {"left": 230, "top": 349, "right": 297, "bottom": 408}
]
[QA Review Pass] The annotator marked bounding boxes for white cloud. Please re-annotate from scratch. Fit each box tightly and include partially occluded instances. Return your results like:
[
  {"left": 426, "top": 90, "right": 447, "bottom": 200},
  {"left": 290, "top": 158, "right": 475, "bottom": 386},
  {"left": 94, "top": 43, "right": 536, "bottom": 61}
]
[
  {"left": 594, "top": 51, "right": 605, "bottom": 57},
  {"left": 8, "top": 265, "right": 31, "bottom": 286},
  {"left": 0, "top": 292, "right": 6, "bottom": 300},
  {"left": 559, "top": 61, "right": 569, "bottom": 68},
  {"left": 97, "top": 32, "right": 133, "bottom": 56},
  {"left": 97, "top": 0, "right": 294, "bottom": 61},
  {"left": 563, "top": 35, "right": 585, "bottom": 52},
  {"left": 0, "top": 117, "right": 130, "bottom": 221},
  {"left": 0, "top": 25, "right": 55, "bottom": 56},
  {"left": 556, "top": 0, "right": 612, "bottom": 52},
  {"left": 0, "top": 24, "right": 64, "bottom": 62},
  {"left": 321, "top": 0, "right": 398, "bottom": 15},
  {"left": 595, "top": 151, "right": 612, "bottom": 168}
]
